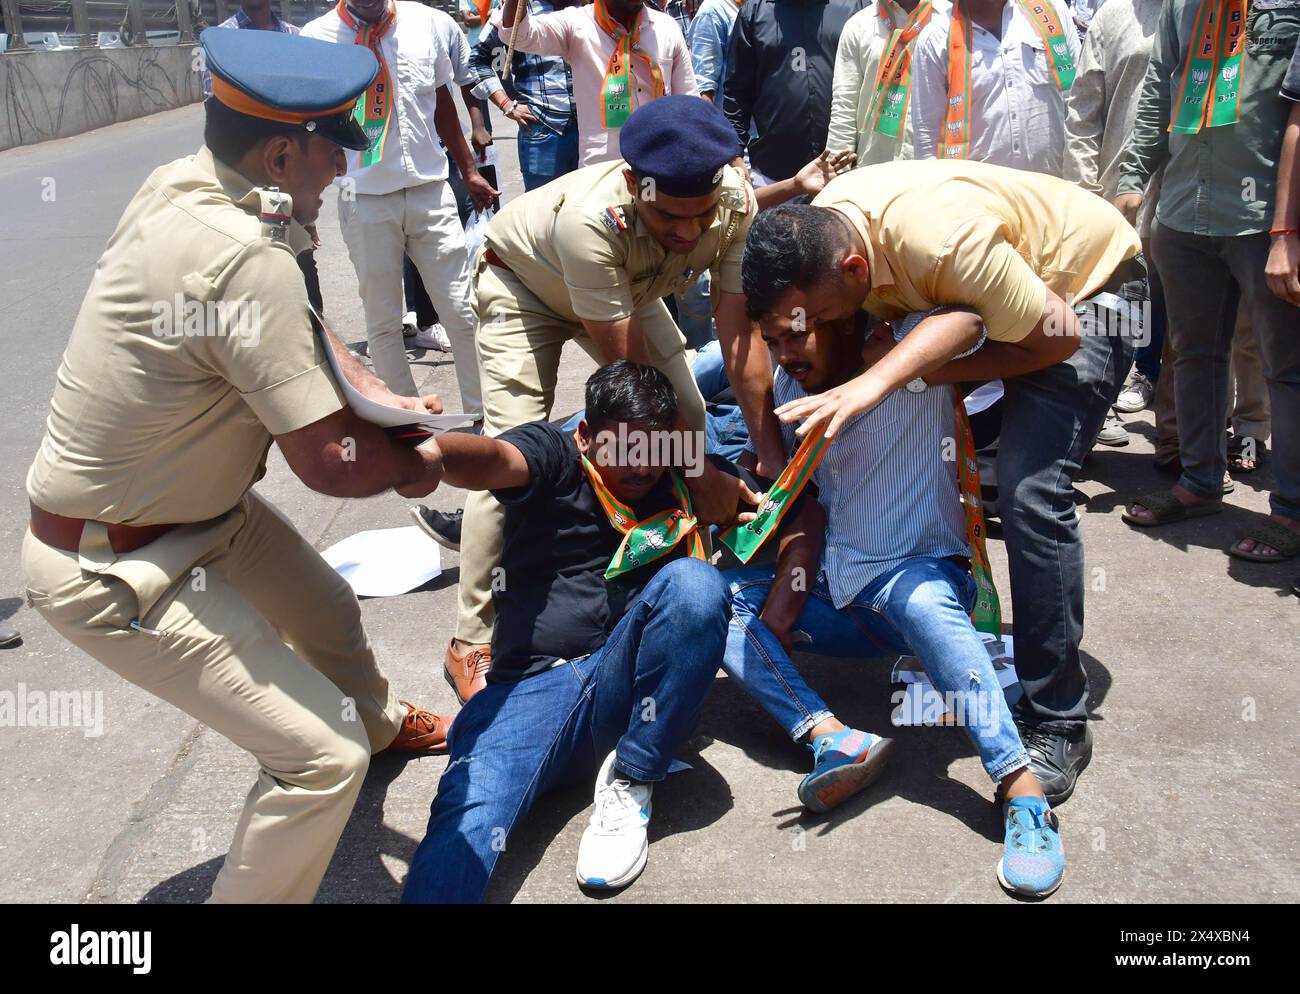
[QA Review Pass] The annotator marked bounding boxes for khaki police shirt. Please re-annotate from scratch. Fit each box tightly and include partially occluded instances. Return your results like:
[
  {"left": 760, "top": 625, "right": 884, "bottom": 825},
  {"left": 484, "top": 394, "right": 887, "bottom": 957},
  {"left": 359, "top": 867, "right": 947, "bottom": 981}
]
[
  {"left": 484, "top": 160, "right": 755, "bottom": 325},
  {"left": 813, "top": 158, "right": 1142, "bottom": 343},
  {"left": 26, "top": 145, "right": 344, "bottom": 527}
]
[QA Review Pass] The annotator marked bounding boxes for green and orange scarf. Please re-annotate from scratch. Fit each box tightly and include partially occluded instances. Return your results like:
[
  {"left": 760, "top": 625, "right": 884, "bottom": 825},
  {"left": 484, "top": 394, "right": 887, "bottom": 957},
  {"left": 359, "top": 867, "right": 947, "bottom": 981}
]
[
  {"left": 339, "top": 0, "right": 397, "bottom": 168},
  {"left": 866, "top": 0, "right": 936, "bottom": 139},
  {"left": 1169, "top": 0, "right": 1247, "bottom": 134},
  {"left": 721, "top": 390, "right": 1001, "bottom": 637},
  {"left": 582, "top": 450, "right": 706, "bottom": 580},
  {"left": 941, "top": 0, "right": 1075, "bottom": 159},
  {"left": 594, "top": 0, "right": 666, "bottom": 128}
]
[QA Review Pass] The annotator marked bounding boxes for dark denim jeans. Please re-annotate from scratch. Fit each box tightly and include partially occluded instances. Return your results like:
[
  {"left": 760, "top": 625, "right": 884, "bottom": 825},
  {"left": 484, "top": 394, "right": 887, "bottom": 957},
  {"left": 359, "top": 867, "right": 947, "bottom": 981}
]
[
  {"left": 1151, "top": 223, "right": 1300, "bottom": 518},
  {"left": 401, "top": 558, "right": 728, "bottom": 904},
  {"left": 999, "top": 302, "right": 1135, "bottom": 733},
  {"left": 518, "top": 119, "right": 581, "bottom": 192}
]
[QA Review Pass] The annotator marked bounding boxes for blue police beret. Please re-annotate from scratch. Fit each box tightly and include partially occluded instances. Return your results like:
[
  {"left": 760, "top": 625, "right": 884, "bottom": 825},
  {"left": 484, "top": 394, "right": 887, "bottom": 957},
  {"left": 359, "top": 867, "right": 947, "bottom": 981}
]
[
  {"left": 201, "top": 27, "right": 378, "bottom": 151},
  {"left": 620, "top": 95, "right": 740, "bottom": 198}
]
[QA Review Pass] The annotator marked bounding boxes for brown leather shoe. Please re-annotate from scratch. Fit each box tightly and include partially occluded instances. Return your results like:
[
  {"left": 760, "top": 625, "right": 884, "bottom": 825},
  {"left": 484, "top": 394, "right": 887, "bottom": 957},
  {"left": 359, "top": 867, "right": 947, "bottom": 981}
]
[
  {"left": 384, "top": 702, "right": 451, "bottom": 755},
  {"left": 444, "top": 638, "right": 490, "bottom": 704}
]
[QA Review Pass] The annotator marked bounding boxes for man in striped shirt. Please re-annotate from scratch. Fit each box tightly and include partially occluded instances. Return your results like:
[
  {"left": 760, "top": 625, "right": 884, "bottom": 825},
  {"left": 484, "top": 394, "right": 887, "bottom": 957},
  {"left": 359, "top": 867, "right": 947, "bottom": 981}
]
[{"left": 722, "top": 308, "right": 1065, "bottom": 898}]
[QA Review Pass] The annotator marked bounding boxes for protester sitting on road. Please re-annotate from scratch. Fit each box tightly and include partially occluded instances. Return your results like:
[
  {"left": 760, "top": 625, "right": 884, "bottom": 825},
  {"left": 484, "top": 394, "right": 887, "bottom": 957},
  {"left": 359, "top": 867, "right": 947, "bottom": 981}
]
[
  {"left": 402, "top": 361, "right": 759, "bottom": 902},
  {"left": 721, "top": 307, "right": 1065, "bottom": 899}
]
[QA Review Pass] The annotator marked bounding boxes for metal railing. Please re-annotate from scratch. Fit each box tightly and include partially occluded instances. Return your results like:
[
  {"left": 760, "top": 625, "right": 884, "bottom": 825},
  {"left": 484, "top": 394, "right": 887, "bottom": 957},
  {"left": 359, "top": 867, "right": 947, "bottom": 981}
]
[{"left": 0, "top": 0, "right": 358, "bottom": 51}]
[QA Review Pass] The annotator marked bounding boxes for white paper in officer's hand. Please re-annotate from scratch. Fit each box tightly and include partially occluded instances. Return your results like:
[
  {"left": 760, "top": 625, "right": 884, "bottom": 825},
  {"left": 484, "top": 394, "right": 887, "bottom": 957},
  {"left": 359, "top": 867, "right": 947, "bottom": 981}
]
[
  {"left": 322, "top": 526, "right": 441, "bottom": 598},
  {"left": 312, "top": 310, "right": 475, "bottom": 432}
]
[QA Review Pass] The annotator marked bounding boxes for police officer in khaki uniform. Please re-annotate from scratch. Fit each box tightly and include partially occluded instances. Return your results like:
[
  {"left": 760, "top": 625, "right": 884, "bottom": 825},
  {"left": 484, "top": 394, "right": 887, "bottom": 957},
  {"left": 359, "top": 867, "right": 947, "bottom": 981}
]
[
  {"left": 21, "top": 28, "right": 455, "bottom": 904},
  {"left": 430, "top": 95, "right": 783, "bottom": 702}
]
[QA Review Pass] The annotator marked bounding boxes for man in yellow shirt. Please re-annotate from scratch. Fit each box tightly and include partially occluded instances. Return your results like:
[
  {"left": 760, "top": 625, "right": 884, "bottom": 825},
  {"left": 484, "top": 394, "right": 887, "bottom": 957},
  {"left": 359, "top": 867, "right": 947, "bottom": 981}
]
[{"left": 739, "top": 157, "right": 1142, "bottom": 805}]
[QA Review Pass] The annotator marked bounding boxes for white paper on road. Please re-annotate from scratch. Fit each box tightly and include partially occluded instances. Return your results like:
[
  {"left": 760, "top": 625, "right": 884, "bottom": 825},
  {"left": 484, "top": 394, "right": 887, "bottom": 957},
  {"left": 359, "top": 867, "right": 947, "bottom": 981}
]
[
  {"left": 322, "top": 526, "right": 441, "bottom": 598},
  {"left": 890, "top": 634, "right": 1022, "bottom": 726},
  {"left": 311, "top": 307, "right": 476, "bottom": 432}
]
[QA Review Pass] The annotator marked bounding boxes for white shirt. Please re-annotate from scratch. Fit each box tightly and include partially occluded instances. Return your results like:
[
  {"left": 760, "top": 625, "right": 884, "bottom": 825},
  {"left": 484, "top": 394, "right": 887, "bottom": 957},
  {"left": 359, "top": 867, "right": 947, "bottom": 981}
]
[
  {"left": 303, "top": 1, "right": 475, "bottom": 196},
  {"left": 911, "top": 0, "right": 1081, "bottom": 177},
  {"left": 491, "top": 4, "right": 697, "bottom": 166},
  {"left": 827, "top": 0, "right": 952, "bottom": 166}
]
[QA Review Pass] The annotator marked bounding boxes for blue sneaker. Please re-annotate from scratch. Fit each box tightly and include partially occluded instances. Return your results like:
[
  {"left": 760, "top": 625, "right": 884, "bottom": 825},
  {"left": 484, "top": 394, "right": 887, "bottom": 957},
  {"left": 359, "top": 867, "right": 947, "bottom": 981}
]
[
  {"left": 997, "top": 795, "right": 1065, "bottom": 898},
  {"left": 797, "top": 727, "right": 895, "bottom": 814}
]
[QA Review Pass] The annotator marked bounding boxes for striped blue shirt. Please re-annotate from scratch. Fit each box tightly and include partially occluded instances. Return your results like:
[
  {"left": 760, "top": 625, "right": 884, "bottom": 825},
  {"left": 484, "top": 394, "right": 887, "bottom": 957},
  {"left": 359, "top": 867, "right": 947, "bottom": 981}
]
[
  {"left": 467, "top": 0, "right": 576, "bottom": 135},
  {"left": 770, "top": 368, "right": 971, "bottom": 609}
]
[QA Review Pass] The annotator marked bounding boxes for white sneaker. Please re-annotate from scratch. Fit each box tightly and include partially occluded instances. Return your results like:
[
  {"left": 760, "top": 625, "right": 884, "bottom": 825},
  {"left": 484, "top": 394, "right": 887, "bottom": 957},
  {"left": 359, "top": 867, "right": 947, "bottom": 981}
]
[
  {"left": 1114, "top": 372, "right": 1155, "bottom": 413},
  {"left": 401, "top": 310, "right": 419, "bottom": 336},
  {"left": 575, "top": 750, "right": 652, "bottom": 890},
  {"left": 409, "top": 323, "right": 452, "bottom": 352},
  {"left": 1095, "top": 413, "right": 1129, "bottom": 447}
]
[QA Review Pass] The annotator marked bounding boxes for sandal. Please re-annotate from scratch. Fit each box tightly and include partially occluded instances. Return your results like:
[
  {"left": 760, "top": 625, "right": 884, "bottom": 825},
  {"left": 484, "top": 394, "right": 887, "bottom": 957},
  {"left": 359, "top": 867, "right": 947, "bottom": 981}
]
[
  {"left": 1122, "top": 491, "right": 1224, "bottom": 528},
  {"left": 1227, "top": 520, "right": 1300, "bottom": 562},
  {"left": 1227, "top": 434, "right": 1268, "bottom": 474}
]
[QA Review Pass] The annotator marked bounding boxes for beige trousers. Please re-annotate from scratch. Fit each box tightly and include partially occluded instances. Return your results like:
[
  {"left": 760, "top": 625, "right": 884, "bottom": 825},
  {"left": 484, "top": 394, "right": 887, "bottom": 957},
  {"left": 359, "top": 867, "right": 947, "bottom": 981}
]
[
  {"left": 339, "top": 180, "right": 483, "bottom": 413},
  {"left": 21, "top": 491, "right": 404, "bottom": 903},
  {"left": 453, "top": 258, "right": 707, "bottom": 644}
]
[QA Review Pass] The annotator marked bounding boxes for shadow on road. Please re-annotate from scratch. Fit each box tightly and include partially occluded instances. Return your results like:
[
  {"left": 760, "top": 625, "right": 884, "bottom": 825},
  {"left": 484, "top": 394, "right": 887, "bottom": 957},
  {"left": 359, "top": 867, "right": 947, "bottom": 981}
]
[{"left": 140, "top": 750, "right": 420, "bottom": 904}]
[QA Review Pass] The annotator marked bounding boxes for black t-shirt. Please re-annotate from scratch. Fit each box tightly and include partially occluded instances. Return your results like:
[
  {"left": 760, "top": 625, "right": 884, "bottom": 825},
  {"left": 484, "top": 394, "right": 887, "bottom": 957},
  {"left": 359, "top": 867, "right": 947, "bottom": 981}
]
[{"left": 488, "top": 421, "right": 700, "bottom": 684}]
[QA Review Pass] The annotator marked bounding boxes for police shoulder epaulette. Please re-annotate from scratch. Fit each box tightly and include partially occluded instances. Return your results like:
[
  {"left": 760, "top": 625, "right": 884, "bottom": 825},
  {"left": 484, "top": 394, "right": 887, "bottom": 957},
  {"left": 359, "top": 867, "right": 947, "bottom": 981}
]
[
  {"left": 256, "top": 186, "right": 293, "bottom": 243},
  {"left": 600, "top": 205, "right": 629, "bottom": 233},
  {"left": 720, "top": 182, "right": 752, "bottom": 215}
]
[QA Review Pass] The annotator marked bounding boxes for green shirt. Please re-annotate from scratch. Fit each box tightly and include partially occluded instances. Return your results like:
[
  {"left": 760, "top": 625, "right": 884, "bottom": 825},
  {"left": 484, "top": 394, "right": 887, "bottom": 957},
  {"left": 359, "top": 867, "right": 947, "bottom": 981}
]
[{"left": 1118, "top": 0, "right": 1300, "bottom": 236}]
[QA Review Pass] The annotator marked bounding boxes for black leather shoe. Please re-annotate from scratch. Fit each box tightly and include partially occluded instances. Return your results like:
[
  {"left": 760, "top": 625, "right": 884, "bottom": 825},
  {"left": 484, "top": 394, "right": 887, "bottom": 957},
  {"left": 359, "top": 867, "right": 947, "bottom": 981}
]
[
  {"left": 1015, "top": 718, "right": 1092, "bottom": 806},
  {"left": 0, "top": 624, "right": 21, "bottom": 649},
  {"left": 409, "top": 505, "right": 462, "bottom": 552}
]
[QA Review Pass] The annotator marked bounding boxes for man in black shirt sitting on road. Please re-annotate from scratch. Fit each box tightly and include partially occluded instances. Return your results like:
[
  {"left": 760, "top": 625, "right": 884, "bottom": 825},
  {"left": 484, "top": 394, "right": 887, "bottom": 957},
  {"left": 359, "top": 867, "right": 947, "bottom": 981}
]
[{"left": 401, "top": 360, "right": 757, "bottom": 902}]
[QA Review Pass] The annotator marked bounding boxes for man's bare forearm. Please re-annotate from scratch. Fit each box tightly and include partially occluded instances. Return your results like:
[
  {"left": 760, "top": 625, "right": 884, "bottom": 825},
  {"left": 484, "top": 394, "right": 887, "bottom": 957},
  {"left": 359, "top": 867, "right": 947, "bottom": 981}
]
[
  {"left": 583, "top": 316, "right": 652, "bottom": 366},
  {"left": 278, "top": 407, "right": 443, "bottom": 498},
  {"left": 324, "top": 325, "right": 395, "bottom": 402},
  {"left": 434, "top": 431, "right": 532, "bottom": 491},
  {"left": 1273, "top": 103, "right": 1300, "bottom": 230},
  {"left": 762, "top": 498, "right": 825, "bottom": 631}
]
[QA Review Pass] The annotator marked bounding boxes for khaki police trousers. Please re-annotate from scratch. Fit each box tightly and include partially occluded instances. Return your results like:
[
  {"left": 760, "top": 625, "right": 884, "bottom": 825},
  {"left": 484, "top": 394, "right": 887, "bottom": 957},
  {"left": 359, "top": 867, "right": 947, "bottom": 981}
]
[
  {"left": 453, "top": 257, "right": 708, "bottom": 645},
  {"left": 21, "top": 491, "right": 405, "bottom": 903}
]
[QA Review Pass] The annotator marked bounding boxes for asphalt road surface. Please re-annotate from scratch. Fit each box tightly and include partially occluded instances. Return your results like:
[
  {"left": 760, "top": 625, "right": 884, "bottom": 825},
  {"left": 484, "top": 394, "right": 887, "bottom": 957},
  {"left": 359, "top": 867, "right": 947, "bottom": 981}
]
[{"left": 1, "top": 103, "right": 1296, "bottom": 904}]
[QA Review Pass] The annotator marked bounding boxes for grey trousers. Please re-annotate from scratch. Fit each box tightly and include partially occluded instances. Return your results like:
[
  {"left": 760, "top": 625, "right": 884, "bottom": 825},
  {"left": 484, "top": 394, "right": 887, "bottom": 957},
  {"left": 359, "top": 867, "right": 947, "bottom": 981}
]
[{"left": 1150, "top": 223, "right": 1300, "bottom": 519}]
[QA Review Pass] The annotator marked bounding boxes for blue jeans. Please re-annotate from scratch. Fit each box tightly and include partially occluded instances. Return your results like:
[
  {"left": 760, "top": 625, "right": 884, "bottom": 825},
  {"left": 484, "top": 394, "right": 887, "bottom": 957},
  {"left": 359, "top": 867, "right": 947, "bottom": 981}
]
[
  {"left": 518, "top": 120, "right": 580, "bottom": 191},
  {"left": 675, "top": 270, "right": 715, "bottom": 350},
  {"left": 723, "top": 558, "right": 1028, "bottom": 783},
  {"left": 402, "top": 558, "right": 728, "bottom": 903},
  {"left": 999, "top": 302, "right": 1134, "bottom": 733},
  {"left": 693, "top": 341, "right": 751, "bottom": 462}
]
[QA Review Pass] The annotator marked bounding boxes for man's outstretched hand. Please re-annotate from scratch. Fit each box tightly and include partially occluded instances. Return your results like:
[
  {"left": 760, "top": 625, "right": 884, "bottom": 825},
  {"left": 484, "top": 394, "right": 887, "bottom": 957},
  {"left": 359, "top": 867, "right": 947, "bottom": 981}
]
[{"left": 775, "top": 371, "right": 888, "bottom": 441}]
